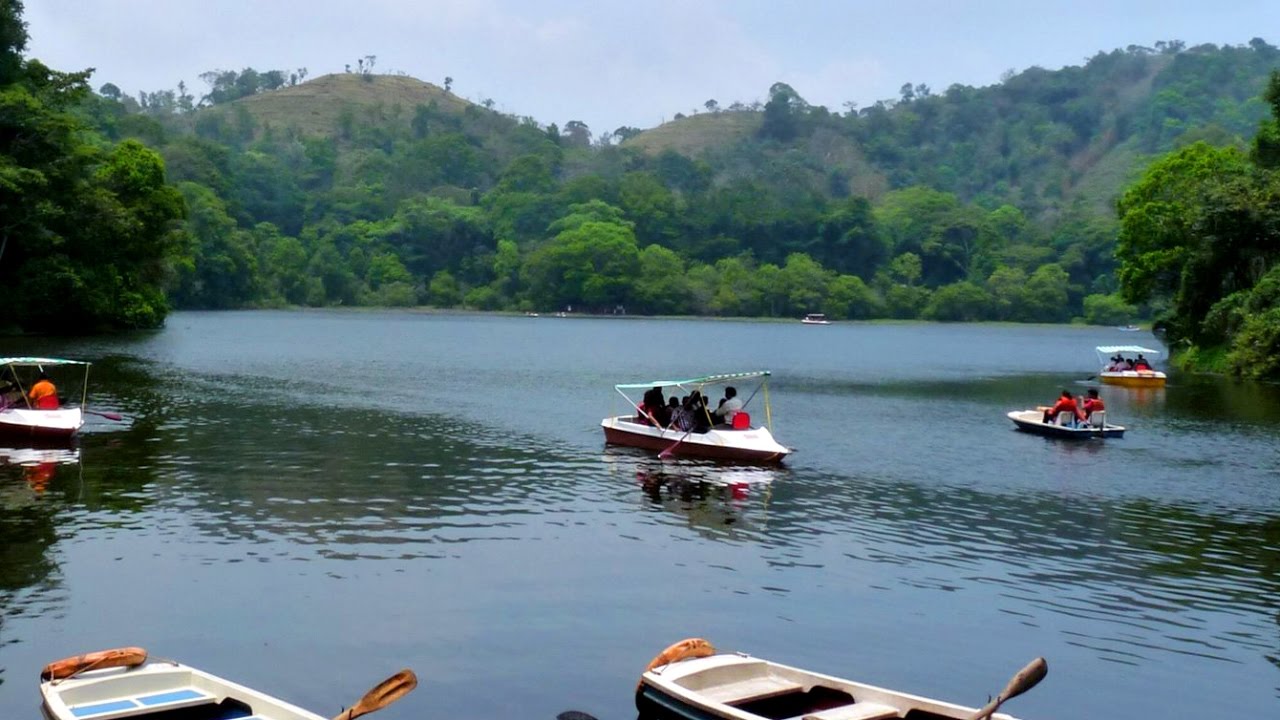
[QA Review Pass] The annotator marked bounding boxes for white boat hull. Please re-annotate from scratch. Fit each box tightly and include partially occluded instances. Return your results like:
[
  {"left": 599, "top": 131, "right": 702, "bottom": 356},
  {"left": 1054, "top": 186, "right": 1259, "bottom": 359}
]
[
  {"left": 0, "top": 407, "right": 83, "bottom": 440},
  {"left": 602, "top": 416, "right": 792, "bottom": 463},
  {"left": 639, "top": 651, "right": 1031, "bottom": 720},
  {"left": 1007, "top": 410, "right": 1124, "bottom": 439},
  {"left": 40, "top": 657, "right": 325, "bottom": 720}
]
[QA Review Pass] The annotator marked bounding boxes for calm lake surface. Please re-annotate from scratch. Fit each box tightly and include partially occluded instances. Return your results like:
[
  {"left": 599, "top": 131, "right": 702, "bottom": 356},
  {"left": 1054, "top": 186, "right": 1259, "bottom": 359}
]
[{"left": 1, "top": 311, "right": 1278, "bottom": 720}]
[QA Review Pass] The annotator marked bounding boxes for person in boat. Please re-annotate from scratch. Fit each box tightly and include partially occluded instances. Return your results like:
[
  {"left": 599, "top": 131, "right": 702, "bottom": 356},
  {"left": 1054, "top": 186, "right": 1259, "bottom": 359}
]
[
  {"left": 1134, "top": 354, "right": 1152, "bottom": 371},
  {"left": 0, "top": 375, "right": 21, "bottom": 409},
  {"left": 1042, "top": 389, "right": 1085, "bottom": 426},
  {"left": 687, "top": 392, "right": 712, "bottom": 433},
  {"left": 1082, "top": 388, "right": 1105, "bottom": 425},
  {"left": 639, "top": 386, "right": 666, "bottom": 425},
  {"left": 670, "top": 396, "right": 693, "bottom": 431},
  {"left": 713, "top": 386, "right": 743, "bottom": 426},
  {"left": 665, "top": 397, "right": 681, "bottom": 428},
  {"left": 28, "top": 372, "right": 59, "bottom": 409},
  {"left": 1108, "top": 355, "right": 1127, "bottom": 371}
]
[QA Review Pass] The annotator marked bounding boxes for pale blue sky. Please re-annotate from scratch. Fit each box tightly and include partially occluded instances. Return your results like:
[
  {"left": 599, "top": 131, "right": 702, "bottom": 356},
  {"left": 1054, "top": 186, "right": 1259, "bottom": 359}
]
[{"left": 23, "top": 1, "right": 1280, "bottom": 137}]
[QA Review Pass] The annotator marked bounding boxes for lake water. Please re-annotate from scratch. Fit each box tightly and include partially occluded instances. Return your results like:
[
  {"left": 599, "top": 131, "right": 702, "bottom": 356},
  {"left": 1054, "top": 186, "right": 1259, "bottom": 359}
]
[{"left": 1, "top": 311, "right": 1277, "bottom": 720}]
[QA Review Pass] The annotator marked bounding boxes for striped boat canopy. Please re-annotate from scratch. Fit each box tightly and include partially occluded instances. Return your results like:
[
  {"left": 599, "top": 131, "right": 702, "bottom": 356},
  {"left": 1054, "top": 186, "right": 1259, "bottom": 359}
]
[
  {"left": 1095, "top": 346, "right": 1160, "bottom": 355},
  {"left": 615, "top": 371, "right": 770, "bottom": 390},
  {"left": 0, "top": 357, "right": 91, "bottom": 366}
]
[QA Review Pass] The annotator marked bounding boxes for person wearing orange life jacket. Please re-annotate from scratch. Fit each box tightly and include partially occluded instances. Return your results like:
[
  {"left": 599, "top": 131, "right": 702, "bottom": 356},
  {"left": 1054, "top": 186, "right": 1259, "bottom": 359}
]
[
  {"left": 1082, "top": 388, "right": 1105, "bottom": 424},
  {"left": 28, "top": 372, "right": 59, "bottom": 409},
  {"left": 1042, "top": 389, "right": 1085, "bottom": 426}
]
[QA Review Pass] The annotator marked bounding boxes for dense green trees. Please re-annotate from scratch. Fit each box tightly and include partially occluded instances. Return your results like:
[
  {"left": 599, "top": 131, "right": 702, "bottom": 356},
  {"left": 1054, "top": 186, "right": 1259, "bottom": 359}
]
[
  {"left": 0, "top": 1, "right": 184, "bottom": 332},
  {"left": 8, "top": 0, "right": 1279, "bottom": 354},
  {"left": 1116, "top": 70, "right": 1280, "bottom": 378}
]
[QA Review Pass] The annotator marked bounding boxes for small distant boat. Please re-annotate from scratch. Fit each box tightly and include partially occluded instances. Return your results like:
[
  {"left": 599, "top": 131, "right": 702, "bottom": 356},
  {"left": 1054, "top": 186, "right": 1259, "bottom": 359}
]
[
  {"left": 601, "top": 371, "right": 792, "bottom": 464},
  {"left": 801, "top": 313, "right": 831, "bottom": 325},
  {"left": 0, "top": 357, "right": 91, "bottom": 440},
  {"left": 1007, "top": 409, "right": 1124, "bottom": 439},
  {"left": 39, "top": 647, "right": 416, "bottom": 720},
  {"left": 635, "top": 638, "right": 1046, "bottom": 720},
  {"left": 1116, "top": 325, "right": 1141, "bottom": 332},
  {"left": 1094, "top": 345, "right": 1166, "bottom": 388}
]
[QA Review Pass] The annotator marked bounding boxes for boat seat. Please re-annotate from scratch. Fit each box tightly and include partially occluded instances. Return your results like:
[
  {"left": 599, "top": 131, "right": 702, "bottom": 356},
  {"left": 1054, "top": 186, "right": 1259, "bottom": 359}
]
[
  {"left": 802, "top": 702, "right": 900, "bottom": 720},
  {"left": 68, "top": 688, "right": 213, "bottom": 719},
  {"left": 1090, "top": 411, "right": 1106, "bottom": 428},
  {"left": 703, "top": 676, "right": 805, "bottom": 704},
  {"left": 1056, "top": 412, "right": 1074, "bottom": 427}
]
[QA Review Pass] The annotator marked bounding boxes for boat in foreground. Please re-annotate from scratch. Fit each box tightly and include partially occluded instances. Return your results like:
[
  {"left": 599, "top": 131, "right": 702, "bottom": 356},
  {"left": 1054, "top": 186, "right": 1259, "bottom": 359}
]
[
  {"left": 39, "top": 647, "right": 416, "bottom": 720},
  {"left": 0, "top": 357, "right": 91, "bottom": 440},
  {"left": 1007, "top": 410, "right": 1124, "bottom": 439},
  {"left": 1094, "top": 345, "right": 1166, "bottom": 388},
  {"left": 636, "top": 639, "right": 1046, "bottom": 720},
  {"left": 601, "top": 371, "right": 792, "bottom": 464}
]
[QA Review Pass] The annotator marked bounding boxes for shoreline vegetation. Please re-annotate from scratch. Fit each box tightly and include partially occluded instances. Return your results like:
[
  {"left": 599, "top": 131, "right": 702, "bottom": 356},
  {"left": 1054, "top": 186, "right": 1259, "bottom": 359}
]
[{"left": 0, "top": 0, "right": 1276, "bottom": 377}]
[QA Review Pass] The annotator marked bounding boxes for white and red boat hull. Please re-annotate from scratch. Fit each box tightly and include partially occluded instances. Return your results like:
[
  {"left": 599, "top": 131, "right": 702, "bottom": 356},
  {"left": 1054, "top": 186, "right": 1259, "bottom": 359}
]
[
  {"left": 0, "top": 407, "right": 83, "bottom": 440},
  {"left": 601, "top": 416, "right": 792, "bottom": 464}
]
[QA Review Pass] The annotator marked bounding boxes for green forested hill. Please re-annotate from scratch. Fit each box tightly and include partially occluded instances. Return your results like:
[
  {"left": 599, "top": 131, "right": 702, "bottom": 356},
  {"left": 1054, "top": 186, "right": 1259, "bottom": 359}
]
[{"left": 62, "top": 39, "right": 1280, "bottom": 328}]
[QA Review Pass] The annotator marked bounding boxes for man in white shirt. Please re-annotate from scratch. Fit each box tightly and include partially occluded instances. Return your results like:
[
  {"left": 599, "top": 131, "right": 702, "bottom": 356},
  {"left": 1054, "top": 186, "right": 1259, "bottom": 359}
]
[{"left": 714, "top": 386, "right": 743, "bottom": 425}]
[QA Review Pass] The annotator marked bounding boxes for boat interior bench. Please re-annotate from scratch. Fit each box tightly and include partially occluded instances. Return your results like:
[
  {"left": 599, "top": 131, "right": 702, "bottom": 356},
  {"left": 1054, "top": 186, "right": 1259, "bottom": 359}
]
[
  {"left": 67, "top": 689, "right": 260, "bottom": 720},
  {"left": 800, "top": 702, "right": 900, "bottom": 720}
]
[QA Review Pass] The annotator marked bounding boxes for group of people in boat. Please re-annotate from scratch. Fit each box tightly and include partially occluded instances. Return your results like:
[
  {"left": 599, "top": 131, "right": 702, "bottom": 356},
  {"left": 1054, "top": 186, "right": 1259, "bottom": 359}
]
[
  {"left": 0, "top": 371, "right": 58, "bottom": 410},
  {"left": 637, "top": 385, "right": 744, "bottom": 433},
  {"left": 1041, "top": 388, "right": 1105, "bottom": 427},
  {"left": 1105, "top": 354, "right": 1153, "bottom": 372}
]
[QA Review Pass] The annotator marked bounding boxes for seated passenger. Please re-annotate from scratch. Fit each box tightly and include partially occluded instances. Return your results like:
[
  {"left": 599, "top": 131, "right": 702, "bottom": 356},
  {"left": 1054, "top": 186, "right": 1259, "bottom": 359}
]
[
  {"left": 1108, "top": 355, "right": 1127, "bottom": 371},
  {"left": 639, "top": 386, "right": 666, "bottom": 425},
  {"left": 688, "top": 392, "right": 712, "bottom": 433},
  {"left": 1082, "top": 388, "right": 1105, "bottom": 424},
  {"left": 1042, "top": 390, "right": 1085, "bottom": 426},
  {"left": 713, "top": 386, "right": 743, "bottom": 426},
  {"left": 28, "top": 373, "right": 58, "bottom": 409},
  {"left": 1133, "top": 354, "right": 1152, "bottom": 371}
]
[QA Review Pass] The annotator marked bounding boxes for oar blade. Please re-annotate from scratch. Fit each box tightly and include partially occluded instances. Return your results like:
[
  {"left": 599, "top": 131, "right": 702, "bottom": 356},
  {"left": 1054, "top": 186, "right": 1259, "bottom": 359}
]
[
  {"left": 332, "top": 669, "right": 417, "bottom": 720},
  {"left": 967, "top": 657, "right": 1047, "bottom": 720},
  {"left": 1000, "top": 657, "right": 1047, "bottom": 701},
  {"left": 557, "top": 712, "right": 599, "bottom": 720}
]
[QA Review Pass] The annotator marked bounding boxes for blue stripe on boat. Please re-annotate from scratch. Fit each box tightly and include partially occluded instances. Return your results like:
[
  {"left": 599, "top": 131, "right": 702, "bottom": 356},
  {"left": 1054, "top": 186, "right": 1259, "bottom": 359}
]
[
  {"left": 137, "top": 689, "right": 206, "bottom": 706},
  {"left": 70, "top": 700, "right": 137, "bottom": 717}
]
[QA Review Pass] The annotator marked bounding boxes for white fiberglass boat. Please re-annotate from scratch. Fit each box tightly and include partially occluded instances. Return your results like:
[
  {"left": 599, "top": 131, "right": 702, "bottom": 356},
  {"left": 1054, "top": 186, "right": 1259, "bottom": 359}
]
[
  {"left": 601, "top": 371, "right": 792, "bottom": 464},
  {"left": 800, "top": 313, "right": 831, "bottom": 325},
  {"left": 0, "top": 357, "right": 91, "bottom": 440},
  {"left": 635, "top": 638, "right": 1046, "bottom": 720},
  {"left": 39, "top": 647, "right": 416, "bottom": 720}
]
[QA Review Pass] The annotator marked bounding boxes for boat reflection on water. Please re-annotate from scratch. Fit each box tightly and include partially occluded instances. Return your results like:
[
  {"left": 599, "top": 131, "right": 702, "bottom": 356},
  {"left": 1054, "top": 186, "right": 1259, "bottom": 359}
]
[
  {"left": 603, "top": 448, "right": 786, "bottom": 534},
  {"left": 0, "top": 443, "right": 81, "bottom": 498}
]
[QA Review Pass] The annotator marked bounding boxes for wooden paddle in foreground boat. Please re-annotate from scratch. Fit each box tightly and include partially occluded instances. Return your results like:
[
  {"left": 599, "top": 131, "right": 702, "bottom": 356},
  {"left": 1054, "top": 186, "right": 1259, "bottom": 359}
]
[
  {"left": 333, "top": 669, "right": 418, "bottom": 720},
  {"left": 967, "top": 658, "right": 1048, "bottom": 720}
]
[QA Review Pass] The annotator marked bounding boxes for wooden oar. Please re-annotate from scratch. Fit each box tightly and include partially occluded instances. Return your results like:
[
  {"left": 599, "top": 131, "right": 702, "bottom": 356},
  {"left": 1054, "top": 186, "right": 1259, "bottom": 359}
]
[
  {"left": 967, "top": 657, "right": 1047, "bottom": 720},
  {"left": 332, "top": 669, "right": 417, "bottom": 720},
  {"left": 85, "top": 409, "right": 124, "bottom": 421},
  {"left": 658, "top": 427, "right": 693, "bottom": 459}
]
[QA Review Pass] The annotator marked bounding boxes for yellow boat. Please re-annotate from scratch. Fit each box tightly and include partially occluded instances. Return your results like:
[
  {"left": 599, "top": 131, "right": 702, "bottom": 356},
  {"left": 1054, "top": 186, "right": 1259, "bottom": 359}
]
[{"left": 1095, "top": 345, "right": 1166, "bottom": 388}]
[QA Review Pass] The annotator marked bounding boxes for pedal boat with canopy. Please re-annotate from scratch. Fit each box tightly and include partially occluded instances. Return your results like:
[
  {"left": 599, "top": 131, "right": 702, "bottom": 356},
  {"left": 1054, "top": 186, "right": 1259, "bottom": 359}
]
[
  {"left": 1095, "top": 345, "right": 1166, "bottom": 388},
  {"left": 0, "top": 357, "right": 90, "bottom": 440},
  {"left": 601, "top": 371, "right": 792, "bottom": 464}
]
